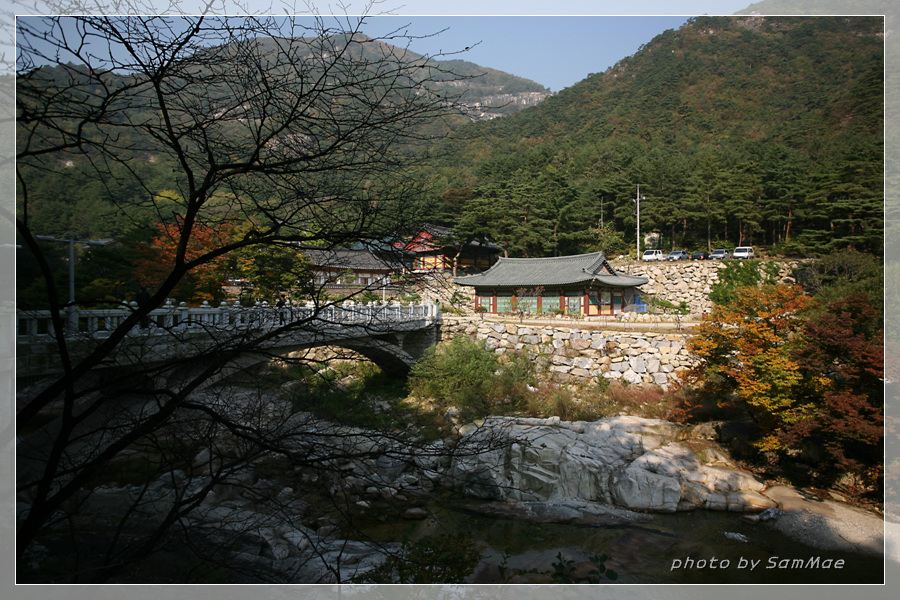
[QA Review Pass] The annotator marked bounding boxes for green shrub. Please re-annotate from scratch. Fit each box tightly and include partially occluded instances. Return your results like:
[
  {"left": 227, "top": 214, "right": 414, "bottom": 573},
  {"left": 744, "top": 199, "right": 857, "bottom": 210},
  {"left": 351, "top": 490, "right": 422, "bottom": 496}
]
[
  {"left": 400, "top": 292, "right": 421, "bottom": 305},
  {"left": 358, "top": 290, "right": 381, "bottom": 304},
  {"left": 288, "top": 362, "right": 408, "bottom": 429},
  {"left": 648, "top": 297, "right": 690, "bottom": 315},
  {"left": 709, "top": 260, "right": 779, "bottom": 305},
  {"left": 408, "top": 337, "right": 535, "bottom": 418}
]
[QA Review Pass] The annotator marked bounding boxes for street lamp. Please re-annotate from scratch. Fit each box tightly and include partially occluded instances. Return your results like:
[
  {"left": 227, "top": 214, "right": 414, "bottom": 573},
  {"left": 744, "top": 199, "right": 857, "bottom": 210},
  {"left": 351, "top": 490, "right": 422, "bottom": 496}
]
[{"left": 34, "top": 233, "right": 115, "bottom": 332}]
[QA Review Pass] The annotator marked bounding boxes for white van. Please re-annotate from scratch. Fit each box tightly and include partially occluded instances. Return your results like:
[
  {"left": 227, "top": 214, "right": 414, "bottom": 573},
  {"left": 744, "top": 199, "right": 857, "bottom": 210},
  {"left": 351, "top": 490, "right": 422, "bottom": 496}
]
[
  {"left": 733, "top": 246, "right": 755, "bottom": 260},
  {"left": 641, "top": 249, "right": 664, "bottom": 261}
]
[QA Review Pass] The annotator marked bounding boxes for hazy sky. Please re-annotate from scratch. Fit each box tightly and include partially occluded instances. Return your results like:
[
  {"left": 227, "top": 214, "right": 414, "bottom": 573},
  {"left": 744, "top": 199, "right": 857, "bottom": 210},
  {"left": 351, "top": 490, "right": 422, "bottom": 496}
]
[
  {"left": 359, "top": 15, "right": 719, "bottom": 92},
  {"left": 310, "top": 1, "right": 758, "bottom": 91}
]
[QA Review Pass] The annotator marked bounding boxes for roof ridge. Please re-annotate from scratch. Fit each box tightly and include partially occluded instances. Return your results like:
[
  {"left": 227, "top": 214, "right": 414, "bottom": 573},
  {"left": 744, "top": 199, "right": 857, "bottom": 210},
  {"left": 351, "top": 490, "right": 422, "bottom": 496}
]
[
  {"left": 496, "top": 251, "right": 605, "bottom": 262},
  {"left": 455, "top": 251, "right": 647, "bottom": 289}
]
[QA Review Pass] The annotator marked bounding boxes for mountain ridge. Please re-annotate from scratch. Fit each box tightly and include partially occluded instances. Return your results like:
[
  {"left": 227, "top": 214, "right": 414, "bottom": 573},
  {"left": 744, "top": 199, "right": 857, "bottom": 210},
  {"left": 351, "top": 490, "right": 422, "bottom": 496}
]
[{"left": 420, "top": 15, "right": 883, "bottom": 257}]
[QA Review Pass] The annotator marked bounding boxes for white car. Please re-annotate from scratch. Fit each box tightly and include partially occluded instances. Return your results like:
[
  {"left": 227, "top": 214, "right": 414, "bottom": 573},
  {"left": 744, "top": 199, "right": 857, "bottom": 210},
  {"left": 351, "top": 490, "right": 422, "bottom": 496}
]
[
  {"left": 641, "top": 249, "right": 665, "bottom": 261},
  {"left": 733, "top": 246, "right": 755, "bottom": 260}
]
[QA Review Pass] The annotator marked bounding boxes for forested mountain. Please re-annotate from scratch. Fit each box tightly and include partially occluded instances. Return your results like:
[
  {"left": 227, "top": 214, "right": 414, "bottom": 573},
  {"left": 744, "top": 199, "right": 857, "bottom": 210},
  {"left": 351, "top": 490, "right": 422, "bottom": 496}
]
[
  {"left": 15, "top": 16, "right": 884, "bottom": 312},
  {"left": 250, "top": 34, "right": 552, "bottom": 118},
  {"left": 421, "top": 16, "right": 884, "bottom": 257},
  {"left": 16, "top": 32, "right": 548, "bottom": 241},
  {"left": 15, "top": 23, "right": 552, "bottom": 308}
]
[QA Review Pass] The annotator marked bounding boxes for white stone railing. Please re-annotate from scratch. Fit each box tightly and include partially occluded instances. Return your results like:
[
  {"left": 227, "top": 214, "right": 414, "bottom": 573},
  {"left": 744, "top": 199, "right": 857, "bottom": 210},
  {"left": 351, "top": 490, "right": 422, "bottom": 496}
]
[{"left": 16, "top": 300, "right": 441, "bottom": 343}]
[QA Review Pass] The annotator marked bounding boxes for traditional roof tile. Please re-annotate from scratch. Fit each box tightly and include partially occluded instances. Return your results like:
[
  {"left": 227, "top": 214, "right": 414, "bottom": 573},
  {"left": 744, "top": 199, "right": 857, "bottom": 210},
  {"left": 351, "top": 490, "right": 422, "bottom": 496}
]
[
  {"left": 303, "top": 247, "right": 400, "bottom": 271},
  {"left": 454, "top": 251, "right": 648, "bottom": 288}
]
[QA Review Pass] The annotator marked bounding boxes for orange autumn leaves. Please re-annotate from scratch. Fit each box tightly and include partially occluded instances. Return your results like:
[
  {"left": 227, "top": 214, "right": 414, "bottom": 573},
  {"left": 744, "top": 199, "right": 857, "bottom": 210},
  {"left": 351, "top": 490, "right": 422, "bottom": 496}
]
[
  {"left": 135, "top": 219, "right": 236, "bottom": 304},
  {"left": 681, "top": 283, "right": 883, "bottom": 491},
  {"left": 683, "top": 284, "right": 816, "bottom": 452}
]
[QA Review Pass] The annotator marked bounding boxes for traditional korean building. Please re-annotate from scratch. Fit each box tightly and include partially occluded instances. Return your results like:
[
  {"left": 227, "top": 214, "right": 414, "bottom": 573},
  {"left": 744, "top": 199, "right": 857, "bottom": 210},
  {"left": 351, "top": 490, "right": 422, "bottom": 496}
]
[
  {"left": 399, "top": 224, "right": 498, "bottom": 273},
  {"left": 454, "top": 251, "right": 649, "bottom": 316},
  {"left": 303, "top": 247, "right": 401, "bottom": 296}
]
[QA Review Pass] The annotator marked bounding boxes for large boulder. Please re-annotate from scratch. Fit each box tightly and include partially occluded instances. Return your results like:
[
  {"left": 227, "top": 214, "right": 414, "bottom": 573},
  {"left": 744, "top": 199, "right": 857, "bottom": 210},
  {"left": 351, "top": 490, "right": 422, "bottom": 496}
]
[{"left": 446, "top": 416, "right": 770, "bottom": 513}]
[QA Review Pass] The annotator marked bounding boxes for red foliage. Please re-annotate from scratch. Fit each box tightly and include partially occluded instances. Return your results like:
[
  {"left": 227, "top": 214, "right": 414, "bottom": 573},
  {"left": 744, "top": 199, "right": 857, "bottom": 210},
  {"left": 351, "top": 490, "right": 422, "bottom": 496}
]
[
  {"left": 785, "top": 293, "right": 884, "bottom": 492},
  {"left": 135, "top": 219, "right": 236, "bottom": 304}
]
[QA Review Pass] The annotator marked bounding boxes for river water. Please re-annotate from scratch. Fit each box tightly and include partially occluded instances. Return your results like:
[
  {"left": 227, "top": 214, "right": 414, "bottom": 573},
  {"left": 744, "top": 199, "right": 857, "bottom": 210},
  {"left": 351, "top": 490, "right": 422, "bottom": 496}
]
[{"left": 352, "top": 495, "right": 883, "bottom": 585}]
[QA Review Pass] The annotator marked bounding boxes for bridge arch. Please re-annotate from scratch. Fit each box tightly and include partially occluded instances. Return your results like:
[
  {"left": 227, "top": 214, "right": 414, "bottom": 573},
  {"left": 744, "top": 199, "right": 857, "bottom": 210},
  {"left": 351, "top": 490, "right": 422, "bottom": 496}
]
[{"left": 17, "top": 302, "right": 442, "bottom": 395}]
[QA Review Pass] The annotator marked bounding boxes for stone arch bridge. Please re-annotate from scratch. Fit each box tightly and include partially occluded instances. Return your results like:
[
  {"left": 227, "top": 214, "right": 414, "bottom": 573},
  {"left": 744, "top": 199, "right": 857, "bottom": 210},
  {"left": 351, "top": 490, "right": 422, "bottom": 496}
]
[{"left": 16, "top": 301, "right": 442, "bottom": 389}]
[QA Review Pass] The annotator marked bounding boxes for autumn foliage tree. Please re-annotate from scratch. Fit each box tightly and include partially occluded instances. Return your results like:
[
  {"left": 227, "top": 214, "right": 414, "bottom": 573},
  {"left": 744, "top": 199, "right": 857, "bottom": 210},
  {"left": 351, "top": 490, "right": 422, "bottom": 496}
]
[
  {"left": 784, "top": 293, "right": 884, "bottom": 492},
  {"left": 135, "top": 219, "right": 236, "bottom": 304},
  {"left": 682, "top": 283, "right": 884, "bottom": 494},
  {"left": 682, "top": 284, "right": 816, "bottom": 452},
  {"left": 224, "top": 219, "right": 313, "bottom": 303}
]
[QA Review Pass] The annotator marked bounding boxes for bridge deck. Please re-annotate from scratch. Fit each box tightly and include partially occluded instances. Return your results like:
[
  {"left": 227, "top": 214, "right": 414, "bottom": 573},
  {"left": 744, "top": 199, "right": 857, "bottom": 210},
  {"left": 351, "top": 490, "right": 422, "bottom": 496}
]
[{"left": 17, "top": 301, "right": 441, "bottom": 377}]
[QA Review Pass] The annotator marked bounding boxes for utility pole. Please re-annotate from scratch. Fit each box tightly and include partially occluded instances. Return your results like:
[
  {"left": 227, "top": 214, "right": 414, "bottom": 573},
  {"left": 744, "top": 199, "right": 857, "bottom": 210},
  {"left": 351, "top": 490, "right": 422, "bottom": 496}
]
[
  {"left": 34, "top": 233, "right": 115, "bottom": 332},
  {"left": 634, "top": 185, "right": 644, "bottom": 258}
]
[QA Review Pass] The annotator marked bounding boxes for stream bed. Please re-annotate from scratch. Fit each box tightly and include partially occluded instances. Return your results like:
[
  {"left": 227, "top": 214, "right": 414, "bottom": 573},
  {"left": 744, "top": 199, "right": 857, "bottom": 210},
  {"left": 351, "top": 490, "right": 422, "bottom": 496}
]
[{"left": 350, "top": 495, "right": 883, "bottom": 584}]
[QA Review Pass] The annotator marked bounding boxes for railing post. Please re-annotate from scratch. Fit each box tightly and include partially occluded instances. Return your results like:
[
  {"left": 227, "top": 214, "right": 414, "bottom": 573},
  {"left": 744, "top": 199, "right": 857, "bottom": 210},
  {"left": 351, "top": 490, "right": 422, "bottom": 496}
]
[
  {"left": 163, "top": 299, "right": 174, "bottom": 328},
  {"left": 179, "top": 302, "right": 189, "bottom": 329},
  {"left": 228, "top": 300, "right": 239, "bottom": 328},
  {"left": 254, "top": 302, "right": 263, "bottom": 328},
  {"left": 218, "top": 301, "right": 228, "bottom": 327},
  {"left": 67, "top": 304, "right": 79, "bottom": 335}
]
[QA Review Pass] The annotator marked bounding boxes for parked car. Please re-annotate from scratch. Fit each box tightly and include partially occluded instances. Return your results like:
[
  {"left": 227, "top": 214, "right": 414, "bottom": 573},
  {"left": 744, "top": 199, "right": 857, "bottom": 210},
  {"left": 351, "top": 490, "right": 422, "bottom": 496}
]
[
  {"left": 641, "top": 249, "right": 665, "bottom": 261},
  {"left": 667, "top": 250, "right": 690, "bottom": 261},
  {"left": 733, "top": 246, "right": 755, "bottom": 260},
  {"left": 691, "top": 251, "right": 709, "bottom": 260},
  {"left": 709, "top": 249, "right": 730, "bottom": 260}
]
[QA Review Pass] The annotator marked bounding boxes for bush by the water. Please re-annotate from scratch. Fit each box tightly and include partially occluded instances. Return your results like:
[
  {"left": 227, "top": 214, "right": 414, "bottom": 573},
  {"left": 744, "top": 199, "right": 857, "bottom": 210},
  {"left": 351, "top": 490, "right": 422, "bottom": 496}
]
[
  {"left": 408, "top": 337, "right": 535, "bottom": 417},
  {"left": 521, "top": 380, "right": 690, "bottom": 423},
  {"left": 409, "top": 337, "right": 692, "bottom": 423}
]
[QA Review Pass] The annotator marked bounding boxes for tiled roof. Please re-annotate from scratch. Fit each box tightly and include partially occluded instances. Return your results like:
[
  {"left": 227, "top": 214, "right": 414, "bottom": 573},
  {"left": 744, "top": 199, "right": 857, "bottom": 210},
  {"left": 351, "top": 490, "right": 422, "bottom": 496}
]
[
  {"left": 410, "top": 224, "right": 500, "bottom": 251},
  {"left": 454, "top": 252, "right": 648, "bottom": 288},
  {"left": 303, "top": 247, "right": 400, "bottom": 271}
]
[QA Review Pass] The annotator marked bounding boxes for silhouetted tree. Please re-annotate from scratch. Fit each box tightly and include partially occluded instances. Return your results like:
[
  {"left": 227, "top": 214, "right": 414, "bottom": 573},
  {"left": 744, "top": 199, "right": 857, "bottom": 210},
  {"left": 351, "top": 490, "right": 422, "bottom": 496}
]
[{"left": 15, "top": 11, "right": 503, "bottom": 582}]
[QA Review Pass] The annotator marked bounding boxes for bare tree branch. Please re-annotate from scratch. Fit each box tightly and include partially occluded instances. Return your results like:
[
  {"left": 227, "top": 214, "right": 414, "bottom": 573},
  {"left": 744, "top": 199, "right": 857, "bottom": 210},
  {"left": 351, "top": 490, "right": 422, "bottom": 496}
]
[{"left": 14, "top": 11, "right": 501, "bottom": 583}]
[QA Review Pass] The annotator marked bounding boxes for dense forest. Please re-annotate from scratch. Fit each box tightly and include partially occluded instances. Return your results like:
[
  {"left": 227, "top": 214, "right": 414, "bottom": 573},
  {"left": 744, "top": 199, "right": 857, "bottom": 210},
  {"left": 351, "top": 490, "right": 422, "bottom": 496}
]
[
  {"left": 419, "top": 16, "right": 884, "bottom": 258},
  {"left": 16, "top": 16, "right": 884, "bottom": 308}
]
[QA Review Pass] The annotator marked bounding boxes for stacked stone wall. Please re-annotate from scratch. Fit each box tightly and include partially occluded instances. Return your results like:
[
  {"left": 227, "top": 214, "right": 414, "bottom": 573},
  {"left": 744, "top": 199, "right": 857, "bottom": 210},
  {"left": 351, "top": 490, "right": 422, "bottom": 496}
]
[
  {"left": 425, "top": 260, "right": 803, "bottom": 389},
  {"left": 616, "top": 259, "right": 800, "bottom": 315},
  {"left": 442, "top": 316, "right": 694, "bottom": 388}
]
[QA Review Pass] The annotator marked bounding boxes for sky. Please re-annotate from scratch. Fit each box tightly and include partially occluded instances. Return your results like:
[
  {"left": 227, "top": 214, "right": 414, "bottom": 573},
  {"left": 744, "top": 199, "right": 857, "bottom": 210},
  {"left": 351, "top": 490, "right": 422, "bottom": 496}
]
[
  {"left": 14, "top": 5, "right": 752, "bottom": 94},
  {"left": 358, "top": 16, "right": 703, "bottom": 92},
  {"left": 309, "top": 1, "right": 759, "bottom": 92},
  {"left": 11, "top": 1, "right": 756, "bottom": 90}
]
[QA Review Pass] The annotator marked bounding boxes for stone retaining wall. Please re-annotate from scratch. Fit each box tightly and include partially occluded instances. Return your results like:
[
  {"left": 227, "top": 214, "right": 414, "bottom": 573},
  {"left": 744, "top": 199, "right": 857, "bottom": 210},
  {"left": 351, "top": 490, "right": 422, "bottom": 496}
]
[
  {"left": 616, "top": 259, "right": 800, "bottom": 315},
  {"left": 442, "top": 316, "right": 694, "bottom": 388}
]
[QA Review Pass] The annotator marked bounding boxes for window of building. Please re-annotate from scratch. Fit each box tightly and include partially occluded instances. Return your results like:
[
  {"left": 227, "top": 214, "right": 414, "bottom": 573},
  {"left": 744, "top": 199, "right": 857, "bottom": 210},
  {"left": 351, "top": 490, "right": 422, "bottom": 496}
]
[
  {"left": 515, "top": 296, "right": 538, "bottom": 313},
  {"left": 541, "top": 296, "right": 560, "bottom": 313}
]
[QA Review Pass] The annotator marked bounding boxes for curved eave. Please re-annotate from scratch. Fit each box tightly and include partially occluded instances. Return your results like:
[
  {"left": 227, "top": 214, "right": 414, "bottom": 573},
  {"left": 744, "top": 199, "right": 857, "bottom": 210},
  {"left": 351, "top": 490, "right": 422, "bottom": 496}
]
[
  {"left": 591, "top": 274, "right": 649, "bottom": 287},
  {"left": 454, "top": 275, "right": 649, "bottom": 288}
]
